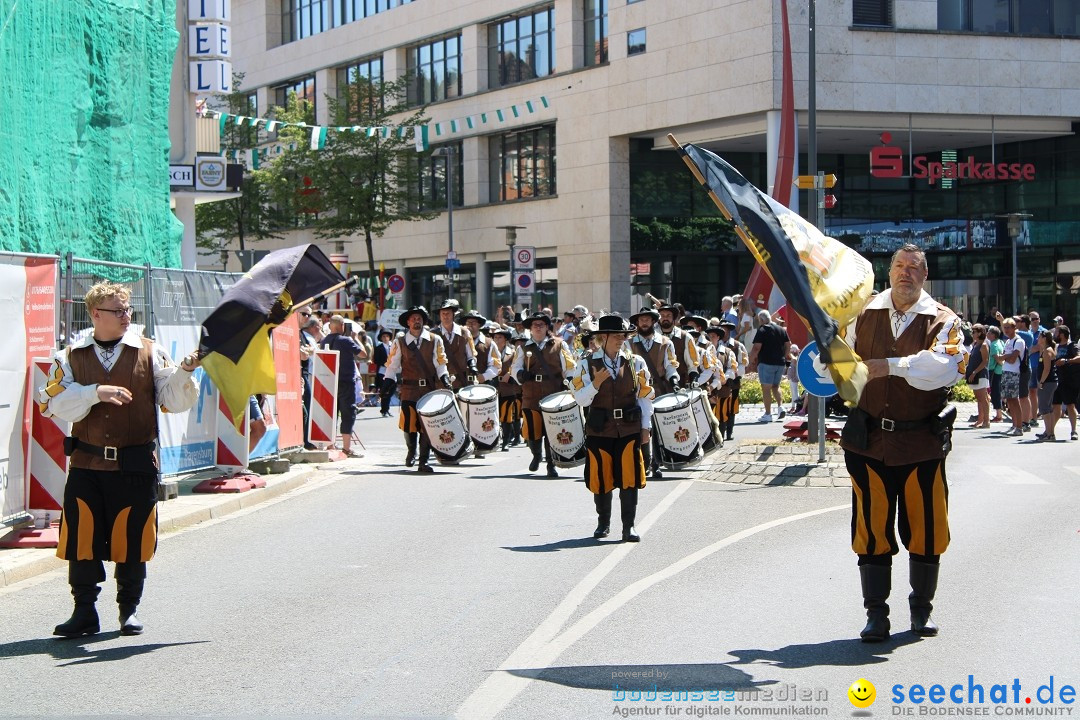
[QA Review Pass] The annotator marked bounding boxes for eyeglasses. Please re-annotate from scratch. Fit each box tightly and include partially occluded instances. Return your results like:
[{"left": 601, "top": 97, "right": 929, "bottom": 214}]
[
  {"left": 299, "top": 312, "right": 312, "bottom": 317},
  {"left": 99, "top": 306, "right": 133, "bottom": 318}
]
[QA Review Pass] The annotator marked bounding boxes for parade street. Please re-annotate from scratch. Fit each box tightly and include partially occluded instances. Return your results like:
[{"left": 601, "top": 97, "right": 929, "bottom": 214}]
[{"left": 1, "top": 407, "right": 1078, "bottom": 719}]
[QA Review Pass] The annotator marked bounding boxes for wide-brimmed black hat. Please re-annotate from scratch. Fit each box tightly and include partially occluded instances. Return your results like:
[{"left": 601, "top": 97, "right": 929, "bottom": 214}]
[
  {"left": 685, "top": 315, "right": 709, "bottom": 329},
  {"left": 458, "top": 310, "right": 487, "bottom": 325},
  {"left": 720, "top": 319, "right": 737, "bottom": 329},
  {"left": 594, "top": 314, "right": 631, "bottom": 334},
  {"left": 687, "top": 329, "right": 702, "bottom": 339},
  {"left": 705, "top": 326, "right": 726, "bottom": 337},
  {"left": 524, "top": 312, "right": 552, "bottom": 328},
  {"left": 377, "top": 328, "right": 394, "bottom": 340},
  {"left": 439, "top": 299, "right": 461, "bottom": 313},
  {"left": 512, "top": 312, "right": 525, "bottom": 324},
  {"left": 629, "top": 307, "right": 660, "bottom": 324},
  {"left": 399, "top": 306, "right": 431, "bottom": 327},
  {"left": 656, "top": 304, "right": 680, "bottom": 315},
  {"left": 490, "top": 327, "right": 514, "bottom": 340}
]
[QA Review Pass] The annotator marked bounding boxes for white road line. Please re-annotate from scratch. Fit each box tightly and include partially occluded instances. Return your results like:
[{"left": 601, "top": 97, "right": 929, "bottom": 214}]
[
  {"left": 1063, "top": 466, "right": 1080, "bottom": 478},
  {"left": 455, "top": 491, "right": 847, "bottom": 720},
  {"left": 982, "top": 465, "right": 1050, "bottom": 485}
]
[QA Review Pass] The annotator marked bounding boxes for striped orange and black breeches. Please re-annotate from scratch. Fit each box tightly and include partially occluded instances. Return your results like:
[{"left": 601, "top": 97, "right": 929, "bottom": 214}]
[
  {"left": 522, "top": 408, "right": 546, "bottom": 441},
  {"left": 499, "top": 396, "right": 521, "bottom": 424},
  {"left": 846, "top": 451, "right": 950, "bottom": 561},
  {"left": 585, "top": 434, "right": 646, "bottom": 495},
  {"left": 399, "top": 400, "right": 421, "bottom": 433},
  {"left": 58, "top": 467, "right": 158, "bottom": 564}
]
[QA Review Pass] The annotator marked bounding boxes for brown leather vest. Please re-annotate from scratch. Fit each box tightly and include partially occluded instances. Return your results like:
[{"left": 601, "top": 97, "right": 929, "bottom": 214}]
[
  {"left": 474, "top": 336, "right": 490, "bottom": 378},
  {"left": 665, "top": 329, "right": 691, "bottom": 383},
  {"left": 630, "top": 336, "right": 673, "bottom": 397},
  {"left": 439, "top": 326, "right": 470, "bottom": 386},
  {"left": 69, "top": 340, "right": 158, "bottom": 471},
  {"left": 398, "top": 334, "right": 438, "bottom": 403},
  {"left": 844, "top": 306, "right": 953, "bottom": 464},
  {"left": 521, "top": 338, "right": 566, "bottom": 409},
  {"left": 497, "top": 345, "right": 520, "bottom": 398},
  {"left": 586, "top": 354, "right": 642, "bottom": 438}
]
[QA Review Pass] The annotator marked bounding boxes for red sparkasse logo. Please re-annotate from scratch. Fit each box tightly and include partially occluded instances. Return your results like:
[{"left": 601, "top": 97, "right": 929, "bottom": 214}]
[{"left": 869, "top": 132, "right": 1035, "bottom": 186}]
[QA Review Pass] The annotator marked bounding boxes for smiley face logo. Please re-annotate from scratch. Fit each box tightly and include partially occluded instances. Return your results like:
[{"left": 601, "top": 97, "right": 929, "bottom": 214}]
[{"left": 848, "top": 678, "right": 876, "bottom": 708}]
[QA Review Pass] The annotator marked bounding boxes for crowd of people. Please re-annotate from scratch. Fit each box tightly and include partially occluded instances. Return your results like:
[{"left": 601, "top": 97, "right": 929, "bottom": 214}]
[{"left": 961, "top": 309, "right": 1078, "bottom": 442}]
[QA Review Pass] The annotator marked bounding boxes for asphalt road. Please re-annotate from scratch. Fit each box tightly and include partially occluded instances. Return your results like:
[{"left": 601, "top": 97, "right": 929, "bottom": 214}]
[{"left": 1, "top": 406, "right": 1078, "bottom": 719}]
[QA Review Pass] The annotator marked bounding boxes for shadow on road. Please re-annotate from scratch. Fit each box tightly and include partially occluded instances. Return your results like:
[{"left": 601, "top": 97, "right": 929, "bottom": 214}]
[
  {"left": 0, "top": 636, "right": 209, "bottom": 666},
  {"left": 727, "top": 633, "right": 922, "bottom": 669},
  {"left": 501, "top": 537, "right": 606, "bottom": 552},
  {"left": 504, "top": 662, "right": 773, "bottom": 693}
]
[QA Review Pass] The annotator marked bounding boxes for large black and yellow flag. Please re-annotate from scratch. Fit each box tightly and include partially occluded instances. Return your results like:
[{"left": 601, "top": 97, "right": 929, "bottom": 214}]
[
  {"left": 201, "top": 244, "right": 344, "bottom": 428},
  {"left": 670, "top": 136, "right": 873, "bottom": 404}
]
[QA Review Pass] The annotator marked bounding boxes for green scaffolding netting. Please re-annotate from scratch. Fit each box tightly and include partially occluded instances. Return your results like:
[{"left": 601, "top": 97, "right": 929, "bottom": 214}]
[{"left": 0, "top": 0, "right": 183, "bottom": 266}]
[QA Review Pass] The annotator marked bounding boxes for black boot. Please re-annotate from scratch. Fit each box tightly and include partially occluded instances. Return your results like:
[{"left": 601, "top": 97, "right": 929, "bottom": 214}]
[
  {"left": 528, "top": 440, "right": 542, "bottom": 472},
  {"left": 594, "top": 492, "right": 612, "bottom": 538},
  {"left": 544, "top": 440, "right": 558, "bottom": 478},
  {"left": 649, "top": 436, "right": 663, "bottom": 478},
  {"left": 859, "top": 563, "right": 891, "bottom": 642},
  {"left": 909, "top": 559, "right": 940, "bottom": 636},
  {"left": 500, "top": 423, "right": 513, "bottom": 451},
  {"left": 116, "top": 562, "right": 146, "bottom": 636},
  {"left": 511, "top": 418, "right": 522, "bottom": 446},
  {"left": 620, "top": 488, "right": 640, "bottom": 542},
  {"left": 417, "top": 434, "right": 434, "bottom": 473},
  {"left": 405, "top": 433, "right": 417, "bottom": 467},
  {"left": 54, "top": 560, "right": 104, "bottom": 638}
]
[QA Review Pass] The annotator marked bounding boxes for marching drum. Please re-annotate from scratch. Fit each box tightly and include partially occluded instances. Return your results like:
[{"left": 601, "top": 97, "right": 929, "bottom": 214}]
[
  {"left": 651, "top": 392, "right": 703, "bottom": 470},
  {"left": 457, "top": 383, "right": 501, "bottom": 452},
  {"left": 417, "top": 389, "right": 471, "bottom": 464},
  {"left": 688, "top": 387, "right": 722, "bottom": 454},
  {"left": 538, "top": 391, "right": 587, "bottom": 468}
]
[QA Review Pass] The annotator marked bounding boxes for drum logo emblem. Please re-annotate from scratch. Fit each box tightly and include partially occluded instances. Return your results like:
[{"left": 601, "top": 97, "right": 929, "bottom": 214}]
[
  {"left": 440, "top": 429, "right": 456, "bottom": 444},
  {"left": 481, "top": 418, "right": 495, "bottom": 432},
  {"left": 557, "top": 430, "right": 574, "bottom": 445},
  {"left": 674, "top": 426, "right": 691, "bottom": 443}
]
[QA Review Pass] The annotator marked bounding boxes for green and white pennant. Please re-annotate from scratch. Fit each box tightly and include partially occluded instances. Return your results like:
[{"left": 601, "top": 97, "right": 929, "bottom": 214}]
[{"left": 310, "top": 126, "right": 328, "bottom": 150}]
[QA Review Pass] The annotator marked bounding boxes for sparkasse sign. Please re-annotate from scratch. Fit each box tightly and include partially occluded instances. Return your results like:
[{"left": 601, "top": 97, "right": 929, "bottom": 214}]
[{"left": 869, "top": 132, "right": 1035, "bottom": 186}]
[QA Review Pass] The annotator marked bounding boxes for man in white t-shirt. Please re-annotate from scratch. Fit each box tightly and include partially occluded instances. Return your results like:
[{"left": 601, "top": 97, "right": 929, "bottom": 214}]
[{"left": 995, "top": 317, "right": 1026, "bottom": 436}]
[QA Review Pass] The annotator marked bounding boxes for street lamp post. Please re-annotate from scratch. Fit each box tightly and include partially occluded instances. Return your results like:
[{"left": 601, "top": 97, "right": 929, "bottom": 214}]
[
  {"left": 497, "top": 225, "right": 526, "bottom": 318},
  {"left": 997, "top": 212, "right": 1032, "bottom": 312},
  {"left": 433, "top": 146, "right": 456, "bottom": 299}
]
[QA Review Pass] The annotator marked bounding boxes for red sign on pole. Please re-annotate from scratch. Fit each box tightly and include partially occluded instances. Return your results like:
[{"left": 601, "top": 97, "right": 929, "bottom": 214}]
[{"left": 824, "top": 194, "right": 838, "bottom": 210}]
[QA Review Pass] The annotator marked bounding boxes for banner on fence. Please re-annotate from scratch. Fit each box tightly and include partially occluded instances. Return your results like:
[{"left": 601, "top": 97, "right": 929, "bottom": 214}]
[{"left": 0, "top": 255, "right": 58, "bottom": 525}]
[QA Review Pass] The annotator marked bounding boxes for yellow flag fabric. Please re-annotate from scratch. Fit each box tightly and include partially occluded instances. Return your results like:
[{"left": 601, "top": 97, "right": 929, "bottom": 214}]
[{"left": 201, "top": 325, "right": 279, "bottom": 431}]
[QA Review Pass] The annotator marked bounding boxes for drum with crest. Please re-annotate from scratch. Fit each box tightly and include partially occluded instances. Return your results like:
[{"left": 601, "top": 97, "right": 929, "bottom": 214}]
[
  {"left": 457, "top": 383, "right": 501, "bottom": 452},
  {"left": 417, "top": 389, "right": 471, "bottom": 464},
  {"left": 688, "top": 387, "right": 722, "bottom": 454},
  {"left": 538, "top": 391, "right": 587, "bottom": 468},
  {"left": 651, "top": 391, "right": 703, "bottom": 469}
]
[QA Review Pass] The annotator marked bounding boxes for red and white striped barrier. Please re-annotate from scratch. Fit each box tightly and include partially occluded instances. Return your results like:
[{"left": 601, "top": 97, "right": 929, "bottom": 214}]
[
  {"left": 214, "top": 390, "right": 250, "bottom": 473},
  {"left": 309, "top": 349, "right": 339, "bottom": 450},
  {"left": 28, "top": 359, "right": 67, "bottom": 517}
]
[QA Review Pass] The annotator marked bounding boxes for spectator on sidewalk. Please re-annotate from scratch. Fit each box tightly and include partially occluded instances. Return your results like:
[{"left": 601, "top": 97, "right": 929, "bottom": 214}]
[
  {"left": 987, "top": 326, "right": 1005, "bottom": 422},
  {"left": 373, "top": 329, "right": 395, "bottom": 417},
  {"left": 995, "top": 317, "right": 1026, "bottom": 436},
  {"left": 747, "top": 309, "right": 790, "bottom": 422},
  {"left": 966, "top": 324, "right": 990, "bottom": 428},
  {"left": 320, "top": 315, "right": 365, "bottom": 456},
  {"left": 1052, "top": 325, "right": 1079, "bottom": 441},
  {"left": 1033, "top": 329, "right": 1058, "bottom": 441},
  {"left": 1015, "top": 314, "right": 1035, "bottom": 431}
]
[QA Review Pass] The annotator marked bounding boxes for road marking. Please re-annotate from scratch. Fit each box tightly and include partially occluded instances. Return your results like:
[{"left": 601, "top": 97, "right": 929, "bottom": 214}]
[
  {"left": 455, "top": 491, "right": 847, "bottom": 720},
  {"left": 1064, "top": 466, "right": 1080, "bottom": 478},
  {"left": 982, "top": 465, "right": 1050, "bottom": 485}
]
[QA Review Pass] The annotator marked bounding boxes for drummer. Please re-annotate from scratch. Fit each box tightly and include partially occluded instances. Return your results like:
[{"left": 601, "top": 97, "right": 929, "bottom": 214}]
[
  {"left": 569, "top": 314, "right": 655, "bottom": 542},
  {"left": 658, "top": 304, "right": 702, "bottom": 388},
  {"left": 705, "top": 325, "right": 737, "bottom": 429},
  {"left": 721, "top": 319, "right": 749, "bottom": 441},
  {"left": 510, "top": 312, "right": 577, "bottom": 478},
  {"left": 460, "top": 311, "right": 502, "bottom": 459},
  {"left": 435, "top": 300, "right": 477, "bottom": 392},
  {"left": 628, "top": 307, "right": 681, "bottom": 479},
  {"left": 384, "top": 306, "right": 451, "bottom": 474},
  {"left": 683, "top": 315, "right": 719, "bottom": 389},
  {"left": 492, "top": 328, "right": 521, "bottom": 451}
]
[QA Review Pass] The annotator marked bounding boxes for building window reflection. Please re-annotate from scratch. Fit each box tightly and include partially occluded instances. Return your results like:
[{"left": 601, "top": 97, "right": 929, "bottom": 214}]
[
  {"left": 489, "top": 125, "right": 557, "bottom": 202},
  {"left": 489, "top": 6, "right": 556, "bottom": 88}
]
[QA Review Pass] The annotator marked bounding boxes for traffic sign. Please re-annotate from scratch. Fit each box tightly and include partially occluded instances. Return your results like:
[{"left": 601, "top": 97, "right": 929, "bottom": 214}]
[
  {"left": 793, "top": 174, "right": 837, "bottom": 189},
  {"left": 514, "top": 245, "right": 535, "bottom": 270},
  {"left": 445, "top": 258, "right": 461, "bottom": 270},
  {"left": 386, "top": 273, "right": 405, "bottom": 294},
  {"left": 796, "top": 341, "right": 837, "bottom": 398},
  {"left": 513, "top": 271, "right": 534, "bottom": 297},
  {"left": 446, "top": 250, "right": 457, "bottom": 260},
  {"left": 824, "top": 194, "right": 838, "bottom": 210}
]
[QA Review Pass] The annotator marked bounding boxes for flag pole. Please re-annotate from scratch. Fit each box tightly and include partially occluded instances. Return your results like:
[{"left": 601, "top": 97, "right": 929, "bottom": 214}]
[{"left": 293, "top": 276, "right": 359, "bottom": 313}]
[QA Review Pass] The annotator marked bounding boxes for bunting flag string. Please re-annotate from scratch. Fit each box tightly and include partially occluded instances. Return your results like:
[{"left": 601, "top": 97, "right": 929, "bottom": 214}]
[{"left": 212, "top": 94, "right": 548, "bottom": 157}]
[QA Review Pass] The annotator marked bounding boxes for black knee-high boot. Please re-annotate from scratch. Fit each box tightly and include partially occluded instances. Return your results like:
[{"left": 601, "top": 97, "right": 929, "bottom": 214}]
[
  {"left": 859, "top": 562, "right": 892, "bottom": 642},
  {"left": 528, "top": 439, "right": 542, "bottom": 472},
  {"left": 909, "top": 559, "right": 940, "bottom": 636},
  {"left": 417, "top": 432, "right": 433, "bottom": 473},
  {"left": 54, "top": 560, "right": 105, "bottom": 638},
  {"left": 650, "top": 434, "right": 663, "bottom": 478},
  {"left": 116, "top": 562, "right": 146, "bottom": 635},
  {"left": 500, "top": 423, "right": 513, "bottom": 450},
  {"left": 405, "top": 433, "right": 417, "bottom": 466},
  {"left": 544, "top": 438, "right": 558, "bottom": 478},
  {"left": 620, "top": 488, "right": 639, "bottom": 542},
  {"left": 511, "top": 417, "right": 522, "bottom": 446},
  {"left": 593, "top": 491, "right": 612, "bottom": 538}
]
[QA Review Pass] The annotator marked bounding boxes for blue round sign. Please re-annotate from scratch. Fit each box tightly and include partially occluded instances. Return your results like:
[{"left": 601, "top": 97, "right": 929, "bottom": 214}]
[
  {"left": 796, "top": 341, "right": 838, "bottom": 398},
  {"left": 386, "top": 273, "right": 405, "bottom": 294}
]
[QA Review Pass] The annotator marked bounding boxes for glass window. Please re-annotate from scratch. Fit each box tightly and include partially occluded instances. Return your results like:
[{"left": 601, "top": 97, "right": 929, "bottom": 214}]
[
  {"left": 583, "top": 0, "right": 608, "bottom": 66},
  {"left": 272, "top": 75, "right": 317, "bottom": 123},
  {"left": 336, "top": 57, "right": 384, "bottom": 120},
  {"left": 852, "top": 0, "right": 893, "bottom": 26},
  {"left": 1018, "top": 0, "right": 1052, "bottom": 32},
  {"left": 627, "top": 27, "right": 646, "bottom": 55},
  {"left": 489, "top": 125, "right": 557, "bottom": 203},
  {"left": 939, "top": 0, "right": 1078, "bottom": 33},
  {"left": 489, "top": 6, "right": 556, "bottom": 88},
  {"left": 407, "top": 35, "right": 463, "bottom": 106},
  {"left": 282, "top": 0, "right": 329, "bottom": 43},
  {"left": 410, "top": 142, "right": 464, "bottom": 212},
  {"left": 333, "top": 0, "right": 415, "bottom": 27},
  {"left": 971, "top": 0, "right": 1010, "bottom": 31},
  {"left": 1054, "top": 0, "right": 1080, "bottom": 35}
]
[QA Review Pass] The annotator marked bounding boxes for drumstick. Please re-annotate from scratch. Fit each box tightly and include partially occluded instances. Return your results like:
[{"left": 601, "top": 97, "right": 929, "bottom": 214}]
[{"left": 526, "top": 350, "right": 532, "bottom": 370}]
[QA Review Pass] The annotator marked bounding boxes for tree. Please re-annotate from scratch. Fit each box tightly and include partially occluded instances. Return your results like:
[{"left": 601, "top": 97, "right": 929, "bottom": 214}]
[
  {"left": 195, "top": 75, "right": 285, "bottom": 267},
  {"left": 265, "top": 74, "right": 437, "bottom": 278}
]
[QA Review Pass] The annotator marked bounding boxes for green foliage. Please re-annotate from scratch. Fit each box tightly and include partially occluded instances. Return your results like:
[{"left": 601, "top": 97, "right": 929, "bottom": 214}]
[
  {"left": 265, "top": 74, "right": 436, "bottom": 276},
  {"left": 196, "top": 74, "right": 285, "bottom": 256},
  {"left": 630, "top": 216, "right": 737, "bottom": 252},
  {"left": 949, "top": 380, "right": 975, "bottom": 403},
  {"left": 739, "top": 375, "right": 795, "bottom": 404}
]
